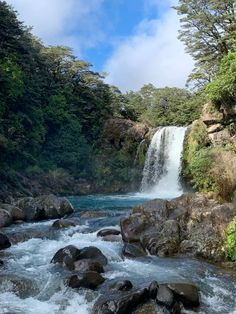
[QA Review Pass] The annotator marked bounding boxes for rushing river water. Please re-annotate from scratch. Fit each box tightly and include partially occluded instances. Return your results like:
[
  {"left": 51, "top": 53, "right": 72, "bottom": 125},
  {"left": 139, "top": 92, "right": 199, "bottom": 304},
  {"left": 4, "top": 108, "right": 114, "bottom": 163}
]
[{"left": 0, "top": 194, "right": 236, "bottom": 314}]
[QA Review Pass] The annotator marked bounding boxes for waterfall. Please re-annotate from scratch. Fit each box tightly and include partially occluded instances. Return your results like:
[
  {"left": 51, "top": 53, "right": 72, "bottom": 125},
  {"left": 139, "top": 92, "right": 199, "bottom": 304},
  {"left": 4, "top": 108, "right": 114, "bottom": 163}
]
[{"left": 140, "top": 126, "right": 187, "bottom": 198}]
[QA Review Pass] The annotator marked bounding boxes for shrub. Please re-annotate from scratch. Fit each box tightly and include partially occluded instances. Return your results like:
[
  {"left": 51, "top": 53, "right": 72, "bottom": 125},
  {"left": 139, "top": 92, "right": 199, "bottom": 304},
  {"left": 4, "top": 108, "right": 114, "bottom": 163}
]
[{"left": 226, "top": 217, "right": 236, "bottom": 261}]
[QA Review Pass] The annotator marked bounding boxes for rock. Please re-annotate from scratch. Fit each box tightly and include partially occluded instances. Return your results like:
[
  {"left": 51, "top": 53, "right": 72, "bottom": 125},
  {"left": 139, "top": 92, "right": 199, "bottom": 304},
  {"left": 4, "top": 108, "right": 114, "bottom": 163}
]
[
  {"left": 73, "top": 259, "right": 104, "bottom": 273},
  {"left": 167, "top": 283, "right": 200, "bottom": 308},
  {"left": 0, "top": 233, "right": 11, "bottom": 250},
  {"left": 122, "top": 193, "right": 236, "bottom": 261},
  {"left": 156, "top": 285, "right": 174, "bottom": 308},
  {"left": 78, "top": 247, "right": 108, "bottom": 266},
  {"left": 16, "top": 194, "right": 74, "bottom": 221},
  {"left": 101, "top": 235, "right": 121, "bottom": 242},
  {"left": 97, "top": 228, "right": 121, "bottom": 237},
  {"left": 202, "top": 102, "right": 223, "bottom": 126},
  {"left": 207, "top": 123, "right": 223, "bottom": 134},
  {"left": 141, "top": 220, "right": 180, "bottom": 257},
  {"left": 122, "top": 242, "right": 146, "bottom": 258},
  {"left": 0, "top": 275, "right": 38, "bottom": 298},
  {"left": 209, "top": 129, "right": 231, "bottom": 145},
  {"left": 109, "top": 280, "right": 133, "bottom": 292},
  {"left": 67, "top": 271, "right": 105, "bottom": 289},
  {"left": 52, "top": 219, "right": 76, "bottom": 229},
  {"left": 134, "top": 300, "right": 171, "bottom": 314},
  {"left": 51, "top": 245, "right": 80, "bottom": 264},
  {"left": 80, "top": 211, "right": 106, "bottom": 219},
  {"left": 0, "top": 209, "right": 12, "bottom": 227},
  {"left": 92, "top": 288, "right": 149, "bottom": 314},
  {"left": 8, "top": 229, "right": 47, "bottom": 244},
  {"left": 148, "top": 281, "right": 159, "bottom": 299},
  {"left": 0, "top": 204, "right": 25, "bottom": 221},
  {"left": 0, "top": 260, "right": 4, "bottom": 266}
]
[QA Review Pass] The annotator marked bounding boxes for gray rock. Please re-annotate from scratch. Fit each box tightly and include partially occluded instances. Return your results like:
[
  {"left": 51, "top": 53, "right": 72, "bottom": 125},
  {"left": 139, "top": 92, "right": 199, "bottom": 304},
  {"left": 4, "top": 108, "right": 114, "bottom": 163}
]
[
  {"left": 109, "top": 280, "right": 133, "bottom": 292},
  {"left": 73, "top": 259, "right": 104, "bottom": 273},
  {"left": 78, "top": 246, "right": 108, "bottom": 266},
  {"left": 97, "top": 228, "right": 121, "bottom": 237},
  {"left": 51, "top": 245, "right": 80, "bottom": 264},
  {"left": 0, "top": 233, "right": 11, "bottom": 250},
  {"left": 167, "top": 283, "right": 200, "bottom": 308},
  {"left": 0, "top": 209, "right": 12, "bottom": 227},
  {"left": 52, "top": 219, "right": 76, "bottom": 229},
  {"left": 67, "top": 271, "right": 105, "bottom": 290},
  {"left": 122, "top": 242, "right": 146, "bottom": 258}
]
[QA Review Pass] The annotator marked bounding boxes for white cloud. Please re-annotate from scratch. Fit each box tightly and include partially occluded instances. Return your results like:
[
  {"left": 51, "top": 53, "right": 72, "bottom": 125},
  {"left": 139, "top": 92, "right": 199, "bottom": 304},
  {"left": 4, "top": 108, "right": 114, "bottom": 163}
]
[
  {"left": 104, "top": 8, "right": 193, "bottom": 92},
  {"left": 5, "top": 0, "right": 104, "bottom": 55}
]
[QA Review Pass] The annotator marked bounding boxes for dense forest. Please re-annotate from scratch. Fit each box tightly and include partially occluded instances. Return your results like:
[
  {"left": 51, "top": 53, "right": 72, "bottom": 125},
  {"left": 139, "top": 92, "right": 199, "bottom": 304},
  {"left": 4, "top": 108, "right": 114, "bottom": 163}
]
[{"left": 0, "top": 0, "right": 236, "bottom": 198}]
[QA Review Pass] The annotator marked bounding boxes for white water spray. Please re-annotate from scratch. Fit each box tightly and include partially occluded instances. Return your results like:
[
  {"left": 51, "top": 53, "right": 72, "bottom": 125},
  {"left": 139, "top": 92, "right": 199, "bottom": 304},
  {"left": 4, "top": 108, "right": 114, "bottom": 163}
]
[{"left": 140, "top": 126, "right": 187, "bottom": 198}]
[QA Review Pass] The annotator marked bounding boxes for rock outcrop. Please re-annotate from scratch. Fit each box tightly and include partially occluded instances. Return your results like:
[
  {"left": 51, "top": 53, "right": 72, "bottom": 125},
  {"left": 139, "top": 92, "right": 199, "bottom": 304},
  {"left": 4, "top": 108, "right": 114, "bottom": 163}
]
[{"left": 120, "top": 193, "right": 236, "bottom": 261}]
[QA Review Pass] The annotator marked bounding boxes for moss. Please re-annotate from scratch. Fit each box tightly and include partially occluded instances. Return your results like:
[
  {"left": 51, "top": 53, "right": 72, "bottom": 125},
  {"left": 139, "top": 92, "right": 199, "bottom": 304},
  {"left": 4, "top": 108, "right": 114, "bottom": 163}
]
[{"left": 226, "top": 217, "right": 236, "bottom": 261}]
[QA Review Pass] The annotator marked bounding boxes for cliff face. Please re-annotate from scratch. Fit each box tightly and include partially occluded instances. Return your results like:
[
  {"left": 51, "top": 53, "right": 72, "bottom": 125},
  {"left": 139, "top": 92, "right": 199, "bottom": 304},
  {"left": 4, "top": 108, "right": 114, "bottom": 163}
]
[
  {"left": 182, "top": 102, "right": 236, "bottom": 201},
  {"left": 93, "top": 118, "right": 150, "bottom": 193}
]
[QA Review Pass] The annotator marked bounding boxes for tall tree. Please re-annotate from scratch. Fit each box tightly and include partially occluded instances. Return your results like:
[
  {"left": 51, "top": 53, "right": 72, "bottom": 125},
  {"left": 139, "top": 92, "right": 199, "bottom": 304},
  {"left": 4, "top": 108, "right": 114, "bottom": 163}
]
[{"left": 174, "top": 0, "right": 236, "bottom": 88}]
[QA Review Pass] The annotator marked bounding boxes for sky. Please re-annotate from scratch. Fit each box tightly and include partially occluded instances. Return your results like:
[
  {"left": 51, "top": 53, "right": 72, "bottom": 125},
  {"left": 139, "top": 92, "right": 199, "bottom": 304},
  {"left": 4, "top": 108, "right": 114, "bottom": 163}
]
[{"left": 5, "top": 0, "right": 194, "bottom": 92}]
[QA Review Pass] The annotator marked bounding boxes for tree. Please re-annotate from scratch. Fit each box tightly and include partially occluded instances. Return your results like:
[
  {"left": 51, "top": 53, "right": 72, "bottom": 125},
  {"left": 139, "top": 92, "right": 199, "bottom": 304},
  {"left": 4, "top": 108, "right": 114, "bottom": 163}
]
[{"left": 174, "top": 0, "right": 236, "bottom": 87}]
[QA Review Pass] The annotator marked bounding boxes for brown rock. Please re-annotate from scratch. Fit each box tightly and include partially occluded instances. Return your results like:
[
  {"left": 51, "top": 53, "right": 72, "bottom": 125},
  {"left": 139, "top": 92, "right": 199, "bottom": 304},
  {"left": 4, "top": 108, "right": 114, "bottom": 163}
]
[
  {"left": 0, "top": 209, "right": 12, "bottom": 227},
  {"left": 202, "top": 102, "right": 223, "bottom": 126},
  {"left": 67, "top": 271, "right": 105, "bottom": 290},
  {"left": 207, "top": 123, "right": 223, "bottom": 134},
  {"left": 97, "top": 228, "right": 121, "bottom": 237}
]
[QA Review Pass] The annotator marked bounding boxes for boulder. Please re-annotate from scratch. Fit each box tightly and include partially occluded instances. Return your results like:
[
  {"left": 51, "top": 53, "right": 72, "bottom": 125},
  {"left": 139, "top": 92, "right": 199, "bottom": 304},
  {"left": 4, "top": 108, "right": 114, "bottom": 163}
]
[
  {"left": 109, "top": 280, "right": 133, "bottom": 292},
  {"left": 207, "top": 123, "right": 223, "bottom": 134},
  {"left": 156, "top": 285, "right": 174, "bottom": 308},
  {"left": 121, "top": 193, "right": 236, "bottom": 261},
  {"left": 148, "top": 281, "right": 159, "bottom": 299},
  {"left": 51, "top": 245, "right": 80, "bottom": 265},
  {"left": 67, "top": 271, "right": 105, "bottom": 290},
  {"left": 8, "top": 229, "right": 47, "bottom": 244},
  {"left": 0, "top": 233, "right": 11, "bottom": 250},
  {"left": 101, "top": 235, "right": 121, "bottom": 242},
  {"left": 77, "top": 246, "right": 108, "bottom": 266},
  {"left": 52, "top": 219, "right": 76, "bottom": 229},
  {"left": 0, "top": 260, "right": 4, "bottom": 266},
  {"left": 122, "top": 242, "right": 146, "bottom": 258},
  {"left": 167, "top": 283, "right": 200, "bottom": 308},
  {"left": 209, "top": 129, "right": 231, "bottom": 145},
  {"left": 73, "top": 259, "right": 104, "bottom": 273},
  {"left": 92, "top": 288, "right": 149, "bottom": 314},
  {"left": 0, "top": 204, "right": 25, "bottom": 221},
  {"left": 202, "top": 102, "right": 223, "bottom": 126},
  {"left": 0, "top": 209, "right": 12, "bottom": 227},
  {"left": 16, "top": 194, "right": 74, "bottom": 221},
  {"left": 97, "top": 229, "right": 121, "bottom": 237}
]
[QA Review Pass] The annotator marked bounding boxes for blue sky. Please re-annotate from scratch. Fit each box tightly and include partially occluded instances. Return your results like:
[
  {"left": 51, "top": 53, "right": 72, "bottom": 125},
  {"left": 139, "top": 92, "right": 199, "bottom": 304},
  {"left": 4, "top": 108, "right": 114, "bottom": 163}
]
[{"left": 6, "top": 0, "right": 193, "bottom": 92}]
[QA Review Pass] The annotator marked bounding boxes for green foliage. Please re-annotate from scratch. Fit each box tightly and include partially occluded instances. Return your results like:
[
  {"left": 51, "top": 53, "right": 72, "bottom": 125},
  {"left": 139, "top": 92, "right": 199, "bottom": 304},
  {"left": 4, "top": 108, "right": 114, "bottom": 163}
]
[
  {"left": 205, "top": 49, "right": 236, "bottom": 105},
  {"left": 118, "top": 85, "right": 203, "bottom": 127},
  {"left": 226, "top": 217, "right": 236, "bottom": 261},
  {"left": 175, "top": 0, "right": 236, "bottom": 87}
]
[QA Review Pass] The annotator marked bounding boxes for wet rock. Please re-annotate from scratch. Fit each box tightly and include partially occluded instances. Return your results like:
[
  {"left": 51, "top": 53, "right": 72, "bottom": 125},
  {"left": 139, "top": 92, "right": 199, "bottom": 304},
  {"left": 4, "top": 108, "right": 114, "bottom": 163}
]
[
  {"left": 109, "top": 280, "right": 133, "bottom": 292},
  {"left": 80, "top": 211, "right": 106, "bottom": 219},
  {"left": 0, "top": 204, "right": 25, "bottom": 221},
  {"left": 167, "top": 283, "right": 200, "bottom": 308},
  {"left": 52, "top": 219, "right": 76, "bottom": 229},
  {"left": 0, "top": 260, "right": 3, "bottom": 266},
  {"left": 67, "top": 271, "right": 105, "bottom": 290},
  {"left": 16, "top": 194, "right": 74, "bottom": 221},
  {"left": 122, "top": 193, "right": 236, "bottom": 261},
  {"left": 97, "top": 228, "right": 121, "bottom": 237},
  {"left": 0, "top": 233, "right": 11, "bottom": 250},
  {"left": 73, "top": 259, "right": 104, "bottom": 273},
  {"left": 51, "top": 245, "right": 80, "bottom": 264},
  {"left": 0, "top": 209, "right": 12, "bottom": 227},
  {"left": 0, "top": 275, "right": 38, "bottom": 298},
  {"left": 156, "top": 284, "right": 174, "bottom": 308},
  {"left": 148, "top": 281, "right": 159, "bottom": 299},
  {"left": 122, "top": 242, "right": 146, "bottom": 258},
  {"left": 134, "top": 300, "right": 170, "bottom": 314},
  {"left": 102, "top": 235, "right": 121, "bottom": 242},
  {"left": 8, "top": 229, "right": 47, "bottom": 245},
  {"left": 78, "top": 246, "right": 108, "bottom": 266},
  {"left": 93, "top": 287, "right": 149, "bottom": 314},
  {"left": 141, "top": 220, "right": 180, "bottom": 257}
]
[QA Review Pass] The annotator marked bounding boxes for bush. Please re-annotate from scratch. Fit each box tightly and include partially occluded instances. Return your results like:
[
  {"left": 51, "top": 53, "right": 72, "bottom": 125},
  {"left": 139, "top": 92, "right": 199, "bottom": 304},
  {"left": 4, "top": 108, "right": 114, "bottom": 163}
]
[{"left": 226, "top": 217, "right": 236, "bottom": 261}]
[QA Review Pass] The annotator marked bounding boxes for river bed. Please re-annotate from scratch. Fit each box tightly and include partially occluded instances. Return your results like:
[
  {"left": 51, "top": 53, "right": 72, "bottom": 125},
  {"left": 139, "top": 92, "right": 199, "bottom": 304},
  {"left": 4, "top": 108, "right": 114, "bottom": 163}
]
[{"left": 0, "top": 194, "right": 235, "bottom": 314}]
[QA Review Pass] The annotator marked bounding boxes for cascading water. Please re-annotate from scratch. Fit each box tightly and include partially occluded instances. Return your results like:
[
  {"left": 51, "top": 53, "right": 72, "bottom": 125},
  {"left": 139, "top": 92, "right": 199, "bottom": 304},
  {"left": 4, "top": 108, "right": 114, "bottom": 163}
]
[{"left": 141, "top": 126, "right": 187, "bottom": 198}]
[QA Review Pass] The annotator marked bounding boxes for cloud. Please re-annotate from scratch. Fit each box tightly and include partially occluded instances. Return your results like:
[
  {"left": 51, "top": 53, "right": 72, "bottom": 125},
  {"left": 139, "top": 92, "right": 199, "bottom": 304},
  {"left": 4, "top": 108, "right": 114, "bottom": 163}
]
[
  {"left": 104, "top": 7, "right": 193, "bottom": 92},
  {"left": 5, "top": 0, "right": 104, "bottom": 55}
]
